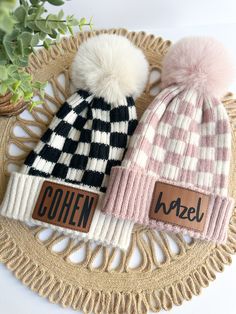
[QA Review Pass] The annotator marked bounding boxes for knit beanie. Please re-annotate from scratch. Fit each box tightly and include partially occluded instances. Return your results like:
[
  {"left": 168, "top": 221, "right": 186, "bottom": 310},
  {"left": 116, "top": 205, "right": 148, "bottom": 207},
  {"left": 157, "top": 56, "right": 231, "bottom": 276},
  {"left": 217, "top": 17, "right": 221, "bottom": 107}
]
[
  {"left": 0, "top": 34, "right": 149, "bottom": 250},
  {"left": 102, "top": 37, "right": 235, "bottom": 243}
]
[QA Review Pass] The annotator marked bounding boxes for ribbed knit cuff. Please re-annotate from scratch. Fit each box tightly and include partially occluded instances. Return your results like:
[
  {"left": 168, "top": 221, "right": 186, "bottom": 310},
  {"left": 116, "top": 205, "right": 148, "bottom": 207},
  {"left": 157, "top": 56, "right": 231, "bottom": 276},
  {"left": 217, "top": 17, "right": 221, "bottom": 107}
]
[
  {"left": 0, "top": 172, "right": 134, "bottom": 250},
  {"left": 102, "top": 167, "right": 235, "bottom": 243}
]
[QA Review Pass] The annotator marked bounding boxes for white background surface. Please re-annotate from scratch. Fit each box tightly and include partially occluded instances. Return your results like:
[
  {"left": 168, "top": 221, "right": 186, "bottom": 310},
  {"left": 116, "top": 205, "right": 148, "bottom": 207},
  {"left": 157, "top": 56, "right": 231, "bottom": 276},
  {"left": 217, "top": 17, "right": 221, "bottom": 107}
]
[{"left": 1, "top": 0, "right": 236, "bottom": 313}]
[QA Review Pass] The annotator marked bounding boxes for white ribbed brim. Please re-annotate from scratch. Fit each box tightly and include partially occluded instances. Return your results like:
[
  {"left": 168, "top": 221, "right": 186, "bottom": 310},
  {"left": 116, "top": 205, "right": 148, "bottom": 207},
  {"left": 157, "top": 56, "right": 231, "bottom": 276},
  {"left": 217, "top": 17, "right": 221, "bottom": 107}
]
[{"left": 0, "top": 172, "right": 134, "bottom": 250}]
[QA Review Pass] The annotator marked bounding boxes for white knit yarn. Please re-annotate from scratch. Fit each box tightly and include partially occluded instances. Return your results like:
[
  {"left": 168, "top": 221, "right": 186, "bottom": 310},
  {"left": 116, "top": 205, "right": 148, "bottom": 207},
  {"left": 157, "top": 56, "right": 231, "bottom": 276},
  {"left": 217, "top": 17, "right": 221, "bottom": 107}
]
[{"left": 1, "top": 172, "right": 134, "bottom": 250}]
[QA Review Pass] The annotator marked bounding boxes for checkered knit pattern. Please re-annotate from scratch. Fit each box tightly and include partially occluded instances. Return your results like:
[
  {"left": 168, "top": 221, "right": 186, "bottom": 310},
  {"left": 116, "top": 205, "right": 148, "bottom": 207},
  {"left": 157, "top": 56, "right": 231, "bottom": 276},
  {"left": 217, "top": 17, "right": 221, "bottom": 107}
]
[
  {"left": 0, "top": 89, "right": 137, "bottom": 250},
  {"left": 22, "top": 89, "right": 137, "bottom": 191},
  {"left": 102, "top": 85, "right": 234, "bottom": 243}
]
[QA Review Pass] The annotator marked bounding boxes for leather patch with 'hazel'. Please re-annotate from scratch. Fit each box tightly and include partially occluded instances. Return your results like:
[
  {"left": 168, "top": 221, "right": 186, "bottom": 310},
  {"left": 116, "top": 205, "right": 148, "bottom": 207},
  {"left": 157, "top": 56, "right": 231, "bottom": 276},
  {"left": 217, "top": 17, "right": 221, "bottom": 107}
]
[
  {"left": 32, "top": 181, "right": 99, "bottom": 233},
  {"left": 149, "top": 182, "right": 209, "bottom": 232}
]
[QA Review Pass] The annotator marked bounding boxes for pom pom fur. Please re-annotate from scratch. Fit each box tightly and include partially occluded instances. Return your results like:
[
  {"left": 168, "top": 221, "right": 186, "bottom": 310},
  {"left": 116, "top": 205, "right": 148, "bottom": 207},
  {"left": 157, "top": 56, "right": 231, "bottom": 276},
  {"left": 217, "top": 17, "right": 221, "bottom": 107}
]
[
  {"left": 71, "top": 34, "right": 149, "bottom": 104},
  {"left": 161, "top": 37, "right": 235, "bottom": 97}
]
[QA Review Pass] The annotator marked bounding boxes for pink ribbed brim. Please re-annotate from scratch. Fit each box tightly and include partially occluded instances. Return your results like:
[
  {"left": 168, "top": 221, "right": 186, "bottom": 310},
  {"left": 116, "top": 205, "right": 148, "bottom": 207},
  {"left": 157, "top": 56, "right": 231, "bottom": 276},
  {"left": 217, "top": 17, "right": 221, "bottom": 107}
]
[{"left": 102, "top": 166, "right": 234, "bottom": 243}]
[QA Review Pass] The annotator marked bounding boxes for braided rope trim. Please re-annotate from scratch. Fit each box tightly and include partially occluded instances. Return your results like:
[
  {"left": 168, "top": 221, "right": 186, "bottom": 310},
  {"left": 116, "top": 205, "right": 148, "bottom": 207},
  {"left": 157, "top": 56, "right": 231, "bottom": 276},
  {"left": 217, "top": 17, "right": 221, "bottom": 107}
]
[
  {"left": 0, "top": 29, "right": 236, "bottom": 314},
  {"left": 0, "top": 217, "right": 236, "bottom": 313}
]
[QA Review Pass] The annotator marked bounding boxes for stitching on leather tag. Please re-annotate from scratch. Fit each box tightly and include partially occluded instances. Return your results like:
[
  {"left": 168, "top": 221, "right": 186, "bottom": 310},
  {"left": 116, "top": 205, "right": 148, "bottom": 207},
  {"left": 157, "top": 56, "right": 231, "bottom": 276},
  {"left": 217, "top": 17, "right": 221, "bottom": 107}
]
[
  {"left": 149, "top": 181, "right": 209, "bottom": 232},
  {"left": 32, "top": 181, "right": 99, "bottom": 233}
]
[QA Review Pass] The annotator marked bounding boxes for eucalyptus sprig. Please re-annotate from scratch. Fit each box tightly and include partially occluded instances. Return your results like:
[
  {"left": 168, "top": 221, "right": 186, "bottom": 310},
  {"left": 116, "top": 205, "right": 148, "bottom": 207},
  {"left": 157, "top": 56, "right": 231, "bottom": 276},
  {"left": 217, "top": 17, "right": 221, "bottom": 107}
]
[
  {"left": 0, "top": 0, "right": 16, "bottom": 34},
  {"left": 0, "top": 0, "right": 92, "bottom": 110}
]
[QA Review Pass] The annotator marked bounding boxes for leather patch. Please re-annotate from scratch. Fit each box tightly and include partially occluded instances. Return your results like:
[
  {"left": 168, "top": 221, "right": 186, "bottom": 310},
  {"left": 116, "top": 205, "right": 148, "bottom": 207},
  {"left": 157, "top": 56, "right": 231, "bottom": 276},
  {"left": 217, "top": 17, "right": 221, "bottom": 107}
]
[
  {"left": 149, "top": 182, "right": 209, "bottom": 232},
  {"left": 32, "top": 181, "right": 99, "bottom": 233}
]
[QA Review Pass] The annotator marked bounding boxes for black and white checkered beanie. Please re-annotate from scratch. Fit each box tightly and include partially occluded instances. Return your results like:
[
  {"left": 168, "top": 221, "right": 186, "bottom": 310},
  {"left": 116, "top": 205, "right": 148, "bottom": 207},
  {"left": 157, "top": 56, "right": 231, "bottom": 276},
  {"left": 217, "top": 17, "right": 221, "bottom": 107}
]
[
  {"left": 0, "top": 34, "right": 149, "bottom": 250},
  {"left": 24, "top": 90, "right": 137, "bottom": 192}
]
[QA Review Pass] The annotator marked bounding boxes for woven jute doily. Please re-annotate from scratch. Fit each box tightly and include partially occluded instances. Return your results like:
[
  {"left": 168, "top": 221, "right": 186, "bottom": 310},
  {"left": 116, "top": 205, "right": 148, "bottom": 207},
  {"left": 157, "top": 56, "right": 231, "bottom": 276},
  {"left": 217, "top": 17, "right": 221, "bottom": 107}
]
[
  {"left": 0, "top": 92, "right": 27, "bottom": 117},
  {"left": 0, "top": 29, "right": 236, "bottom": 314}
]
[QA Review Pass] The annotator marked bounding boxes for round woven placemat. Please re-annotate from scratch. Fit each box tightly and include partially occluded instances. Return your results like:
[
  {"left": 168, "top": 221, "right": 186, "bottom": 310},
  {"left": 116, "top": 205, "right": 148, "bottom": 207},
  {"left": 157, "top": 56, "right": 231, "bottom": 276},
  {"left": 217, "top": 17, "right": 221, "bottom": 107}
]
[{"left": 0, "top": 29, "right": 236, "bottom": 314}]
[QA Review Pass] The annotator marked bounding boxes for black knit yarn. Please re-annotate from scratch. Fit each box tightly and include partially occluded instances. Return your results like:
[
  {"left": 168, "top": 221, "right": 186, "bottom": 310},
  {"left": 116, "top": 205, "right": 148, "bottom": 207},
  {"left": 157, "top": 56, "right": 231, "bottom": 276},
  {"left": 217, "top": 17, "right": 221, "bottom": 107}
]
[{"left": 24, "top": 90, "right": 138, "bottom": 193}]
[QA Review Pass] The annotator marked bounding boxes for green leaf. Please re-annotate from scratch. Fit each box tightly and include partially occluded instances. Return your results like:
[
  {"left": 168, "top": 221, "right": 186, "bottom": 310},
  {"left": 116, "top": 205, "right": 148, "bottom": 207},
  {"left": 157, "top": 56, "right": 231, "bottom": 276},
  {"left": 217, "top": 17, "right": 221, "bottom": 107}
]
[
  {"left": 58, "top": 22, "right": 67, "bottom": 34},
  {"left": 69, "top": 17, "right": 79, "bottom": 27},
  {"left": 33, "top": 81, "right": 43, "bottom": 89},
  {"left": 67, "top": 24, "right": 73, "bottom": 36},
  {"left": 47, "top": 0, "right": 64, "bottom": 6},
  {"left": 79, "top": 17, "right": 87, "bottom": 31},
  {"left": 18, "top": 55, "right": 29, "bottom": 67},
  {"left": 48, "top": 29, "right": 58, "bottom": 39},
  {"left": 11, "top": 92, "right": 20, "bottom": 103},
  {"left": 19, "top": 0, "right": 29, "bottom": 7},
  {"left": 29, "top": 99, "right": 44, "bottom": 111},
  {"left": 0, "top": 82, "right": 8, "bottom": 95},
  {"left": 25, "top": 20, "right": 41, "bottom": 31},
  {"left": 43, "top": 38, "right": 52, "bottom": 49},
  {"left": 12, "top": 80, "right": 21, "bottom": 92},
  {"left": 18, "top": 70, "right": 31, "bottom": 82},
  {"left": 46, "top": 13, "right": 59, "bottom": 29},
  {"left": 0, "top": 0, "right": 16, "bottom": 10},
  {"left": 18, "top": 31, "right": 33, "bottom": 47},
  {"left": 7, "top": 65, "right": 18, "bottom": 75},
  {"left": 34, "top": 5, "right": 46, "bottom": 18},
  {"left": 32, "top": 80, "right": 47, "bottom": 99},
  {"left": 39, "top": 32, "right": 47, "bottom": 40},
  {"left": 35, "top": 19, "right": 52, "bottom": 33},
  {"left": 40, "top": 89, "right": 45, "bottom": 98},
  {"left": 16, "top": 38, "right": 24, "bottom": 56},
  {"left": 4, "top": 77, "right": 16, "bottom": 86},
  {"left": 3, "top": 31, "right": 18, "bottom": 62},
  {"left": 31, "top": 32, "right": 40, "bottom": 46},
  {"left": 14, "top": 6, "right": 27, "bottom": 23},
  {"left": 58, "top": 9, "right": 64, "bottom": 19},
  {"left": 30, "top": 0, "right": 40, "bottom": 5},
  {"left": 55, "top": 32, "right": 60, "bottom": 43},
  {"left": 0, "top": 46, "right": 8, "bottom": 64},
  {"left": 0, "top": 10, "right": 15, "bottom": 34},
  {"left": 79, "top": 17, "right": 87, "bottom": 26},
  {"left": 34, "top": 100, "right": 44, "bottom": 105},
  {"left": 0, "top": 65, "right": 8, "bottom": 80},
  {"left": 24, "top": 91, "right": 33, "bottom": 100},
  {"left": 89, "top": 16, "right": 93, "bottom": 30}
]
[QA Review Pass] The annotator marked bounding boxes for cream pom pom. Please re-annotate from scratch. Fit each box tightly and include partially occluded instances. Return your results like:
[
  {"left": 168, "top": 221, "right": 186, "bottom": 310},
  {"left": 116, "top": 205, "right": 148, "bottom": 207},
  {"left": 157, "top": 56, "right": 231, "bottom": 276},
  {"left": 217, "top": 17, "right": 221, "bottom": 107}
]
[
  {"left": 161, "top": 37, "right": 235, "bottom": 97},
  {"left": 70, "top": 34, "right": 149, "bottom": 105}
]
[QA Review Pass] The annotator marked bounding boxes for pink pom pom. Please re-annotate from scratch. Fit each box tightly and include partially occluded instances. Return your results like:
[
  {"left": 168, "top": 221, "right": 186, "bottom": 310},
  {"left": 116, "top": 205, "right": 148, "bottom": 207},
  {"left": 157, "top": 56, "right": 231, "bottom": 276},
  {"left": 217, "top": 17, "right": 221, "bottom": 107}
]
[{"left": 161, "top": 37, "right": 235, "bottom": 97}]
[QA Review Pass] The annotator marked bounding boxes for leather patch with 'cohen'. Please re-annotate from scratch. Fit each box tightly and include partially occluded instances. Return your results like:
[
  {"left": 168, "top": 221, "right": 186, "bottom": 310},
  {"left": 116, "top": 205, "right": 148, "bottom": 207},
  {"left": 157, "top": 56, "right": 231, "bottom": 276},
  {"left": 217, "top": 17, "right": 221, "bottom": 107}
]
[
  {"left": 149, "top": 182, "right": 209, "bottom": 232},
  {"left": 32, "top": 181, "right": 99, "bottom": 233}
]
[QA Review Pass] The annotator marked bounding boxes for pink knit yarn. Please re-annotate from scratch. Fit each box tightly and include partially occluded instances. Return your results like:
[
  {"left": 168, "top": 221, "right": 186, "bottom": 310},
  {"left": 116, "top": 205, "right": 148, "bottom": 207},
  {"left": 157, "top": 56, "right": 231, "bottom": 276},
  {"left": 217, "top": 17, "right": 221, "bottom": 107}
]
[
  {"left": 161, "top": 37, "right": 235, "bottom": 98},
  {"left": 102, "top": 37, "right": 235, "bottom": 243}
]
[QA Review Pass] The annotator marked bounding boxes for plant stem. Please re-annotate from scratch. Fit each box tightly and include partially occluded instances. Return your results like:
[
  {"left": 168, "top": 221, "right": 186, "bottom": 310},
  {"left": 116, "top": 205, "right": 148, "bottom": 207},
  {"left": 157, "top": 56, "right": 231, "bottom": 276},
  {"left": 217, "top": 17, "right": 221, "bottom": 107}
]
[
  {"left": 30, "top": 19, "right": 92, "bottom": 24},
  {"left": 32, "top": 19, "right": 68, "bottom": 22},
  {"left": 36, "top": 43, "right": 56, "bottom": 47}
]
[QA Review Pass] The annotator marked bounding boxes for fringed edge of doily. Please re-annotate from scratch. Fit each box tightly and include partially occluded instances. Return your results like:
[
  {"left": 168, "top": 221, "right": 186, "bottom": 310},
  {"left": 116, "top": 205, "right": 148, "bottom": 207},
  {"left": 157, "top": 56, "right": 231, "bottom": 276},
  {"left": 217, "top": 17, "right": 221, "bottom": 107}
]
[
  {"left": 27, "top": 28, "right": 171, "bottom": 74},
  {"left": 0, "top": 217, "right": 236, "bottom": 314}
]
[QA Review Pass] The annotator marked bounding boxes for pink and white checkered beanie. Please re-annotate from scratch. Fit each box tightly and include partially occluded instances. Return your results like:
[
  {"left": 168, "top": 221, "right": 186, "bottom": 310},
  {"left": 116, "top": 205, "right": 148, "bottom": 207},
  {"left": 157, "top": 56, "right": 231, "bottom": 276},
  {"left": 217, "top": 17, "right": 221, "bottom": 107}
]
[{"left": 102, "top": 37, "right": 235, "bottom": 243}]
